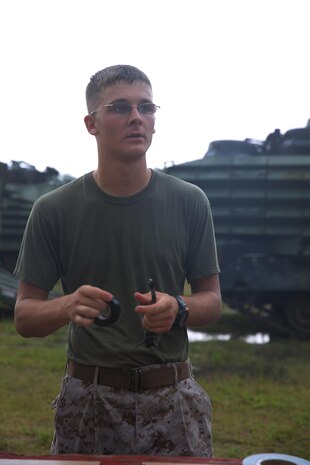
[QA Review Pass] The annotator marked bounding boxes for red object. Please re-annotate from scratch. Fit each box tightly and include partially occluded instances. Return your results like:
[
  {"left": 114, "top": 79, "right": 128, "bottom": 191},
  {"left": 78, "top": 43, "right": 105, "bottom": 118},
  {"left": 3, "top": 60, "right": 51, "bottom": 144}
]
[{"left": 0, "top": 452, "right": 241, "bottom": 464}]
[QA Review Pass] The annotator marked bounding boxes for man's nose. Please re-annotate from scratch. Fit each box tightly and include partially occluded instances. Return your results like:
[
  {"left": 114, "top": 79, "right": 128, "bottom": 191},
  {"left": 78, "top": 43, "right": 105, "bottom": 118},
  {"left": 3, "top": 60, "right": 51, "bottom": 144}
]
[{"left": 128, "top": 106, "right": 142, "bottom": 122}]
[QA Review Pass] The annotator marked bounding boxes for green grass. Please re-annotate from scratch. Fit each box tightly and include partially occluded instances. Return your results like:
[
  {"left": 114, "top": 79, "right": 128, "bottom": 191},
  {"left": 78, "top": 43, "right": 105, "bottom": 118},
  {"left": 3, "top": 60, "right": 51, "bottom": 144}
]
[
  {"left": 190, "top": 339, "right": 310, "bottom": 458},
  {"left": 0, "top": 321, "right": 67, "bottom": 454},
  {"left": 0, "top": 317, "right": 309, "bottom": 459}
]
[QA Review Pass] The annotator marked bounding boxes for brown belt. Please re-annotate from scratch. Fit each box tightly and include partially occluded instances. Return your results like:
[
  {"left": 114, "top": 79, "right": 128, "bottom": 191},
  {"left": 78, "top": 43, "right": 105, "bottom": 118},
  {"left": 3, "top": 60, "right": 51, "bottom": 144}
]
[{"left": 67, "top": 359, "right": 191, "bottom": 392}]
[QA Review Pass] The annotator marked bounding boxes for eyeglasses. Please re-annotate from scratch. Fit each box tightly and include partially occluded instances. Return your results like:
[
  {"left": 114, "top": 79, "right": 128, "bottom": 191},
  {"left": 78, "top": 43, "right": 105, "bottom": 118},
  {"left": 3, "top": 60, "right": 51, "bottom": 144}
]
[{"left": 90, "top": 102, "right": 160, "bottom": 116}]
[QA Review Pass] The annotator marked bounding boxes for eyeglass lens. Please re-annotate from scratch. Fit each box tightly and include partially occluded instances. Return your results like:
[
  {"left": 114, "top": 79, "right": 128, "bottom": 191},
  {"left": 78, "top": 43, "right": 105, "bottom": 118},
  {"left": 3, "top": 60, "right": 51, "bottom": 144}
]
[{"left": 109, "top": 102, "right": 158, "bottom": 115}]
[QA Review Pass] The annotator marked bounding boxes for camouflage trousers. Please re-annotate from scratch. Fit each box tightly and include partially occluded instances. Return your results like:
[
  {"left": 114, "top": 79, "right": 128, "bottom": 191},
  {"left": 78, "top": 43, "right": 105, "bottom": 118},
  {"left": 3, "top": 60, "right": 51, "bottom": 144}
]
[{"left": 50, "top": 363, "right": 213, "bottom": 457}]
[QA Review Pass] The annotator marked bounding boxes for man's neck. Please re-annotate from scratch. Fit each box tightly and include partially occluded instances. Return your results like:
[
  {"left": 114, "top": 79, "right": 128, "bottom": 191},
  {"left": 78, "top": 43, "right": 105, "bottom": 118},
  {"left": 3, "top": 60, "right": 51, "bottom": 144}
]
[{"left": 92, "top": 159, "right": 152, "bottom": 197}]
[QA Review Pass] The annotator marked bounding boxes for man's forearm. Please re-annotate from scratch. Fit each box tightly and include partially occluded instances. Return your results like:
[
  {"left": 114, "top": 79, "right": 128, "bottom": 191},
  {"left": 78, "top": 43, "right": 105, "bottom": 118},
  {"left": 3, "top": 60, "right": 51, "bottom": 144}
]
[
  {"left": 14, "top": 295, "right": 70, "bottom": 338},
  {"left": 183, "top": 290, "right": 222, "bottom": 327}
]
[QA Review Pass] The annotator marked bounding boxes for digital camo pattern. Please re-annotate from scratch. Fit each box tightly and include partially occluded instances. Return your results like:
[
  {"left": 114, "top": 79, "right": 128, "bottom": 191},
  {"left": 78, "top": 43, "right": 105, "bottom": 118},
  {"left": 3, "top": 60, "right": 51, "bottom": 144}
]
[{"left": 50, "top": 374, "right": 213, "bottom": 457}]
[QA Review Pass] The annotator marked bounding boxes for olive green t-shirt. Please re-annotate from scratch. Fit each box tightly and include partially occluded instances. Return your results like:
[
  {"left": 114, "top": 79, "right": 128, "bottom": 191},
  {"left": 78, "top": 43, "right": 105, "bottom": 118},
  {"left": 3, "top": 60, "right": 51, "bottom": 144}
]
[{"left": 15, "top": 169, "right": 220, "bottom": 368}]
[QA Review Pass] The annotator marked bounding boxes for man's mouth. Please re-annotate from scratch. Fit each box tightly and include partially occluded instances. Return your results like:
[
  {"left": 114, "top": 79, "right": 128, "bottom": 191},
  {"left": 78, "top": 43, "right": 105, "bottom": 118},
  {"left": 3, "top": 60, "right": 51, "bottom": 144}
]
[{"left": 127, "top": 133, "right": 144, "bottom": 139}]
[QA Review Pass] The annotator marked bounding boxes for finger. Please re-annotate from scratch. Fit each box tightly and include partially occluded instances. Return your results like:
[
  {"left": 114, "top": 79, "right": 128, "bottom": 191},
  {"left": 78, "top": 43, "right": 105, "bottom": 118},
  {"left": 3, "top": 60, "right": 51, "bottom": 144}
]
[
  {"left": 72, "top": 302, "right": 108, "bottom": 323},
  {"left": 80, "top": 285, "right": 113, "bottom": 302},
  {"left": 134, "top": 291, "right": 153, "bottom": 305},
  {"left": 73, "top": 295, "right": 109, "bottom": 312},
  {"left": 142, "top": 316, "right": 170, "bottom": 333},
  {"left": 74, "top": 312, "right": 97, "bottom": 327}
]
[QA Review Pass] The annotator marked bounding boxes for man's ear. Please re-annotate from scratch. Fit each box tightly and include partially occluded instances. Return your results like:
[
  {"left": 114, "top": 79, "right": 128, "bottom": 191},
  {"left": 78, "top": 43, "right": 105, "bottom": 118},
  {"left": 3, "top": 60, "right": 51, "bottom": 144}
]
[{"left": 84, "top": 115, "right": 98, "bottom": 135}]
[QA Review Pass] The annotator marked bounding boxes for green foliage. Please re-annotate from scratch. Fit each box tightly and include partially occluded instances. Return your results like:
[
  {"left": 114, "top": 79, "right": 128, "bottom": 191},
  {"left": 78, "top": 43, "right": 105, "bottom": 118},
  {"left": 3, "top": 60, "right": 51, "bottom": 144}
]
[{"left": 0, "top": 318, "right": 309, "bottom": 459}]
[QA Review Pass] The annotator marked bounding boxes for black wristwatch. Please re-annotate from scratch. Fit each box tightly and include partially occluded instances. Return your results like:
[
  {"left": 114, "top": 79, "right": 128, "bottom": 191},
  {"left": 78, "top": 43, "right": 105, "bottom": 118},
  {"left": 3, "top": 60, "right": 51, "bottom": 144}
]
[{"left": 173, "top": 295, "right": 189, "bottom": 328}]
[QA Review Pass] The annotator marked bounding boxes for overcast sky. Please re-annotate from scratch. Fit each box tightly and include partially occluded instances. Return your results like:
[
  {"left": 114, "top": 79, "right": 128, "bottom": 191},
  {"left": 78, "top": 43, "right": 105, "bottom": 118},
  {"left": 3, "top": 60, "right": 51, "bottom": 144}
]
[{"left": 1, "top": 0, "right": 309, "bottom": 177}]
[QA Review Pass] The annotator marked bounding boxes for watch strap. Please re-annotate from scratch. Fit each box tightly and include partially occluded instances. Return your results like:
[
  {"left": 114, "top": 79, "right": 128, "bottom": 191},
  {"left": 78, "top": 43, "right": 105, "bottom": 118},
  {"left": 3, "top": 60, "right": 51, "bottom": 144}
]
[{"left": 173, "top": 295, "right": 189, "bottom": 328}]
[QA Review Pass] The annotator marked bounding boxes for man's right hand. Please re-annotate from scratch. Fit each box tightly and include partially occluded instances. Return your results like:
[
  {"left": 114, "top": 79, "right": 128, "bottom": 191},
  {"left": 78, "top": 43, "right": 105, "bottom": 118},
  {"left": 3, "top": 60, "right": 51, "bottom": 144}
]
[
  {"left": 63, "top": 285, "right": 113, "bottom": 327},
  {"left": 14, "top": 281, "right": 113, "bottom": 338}
]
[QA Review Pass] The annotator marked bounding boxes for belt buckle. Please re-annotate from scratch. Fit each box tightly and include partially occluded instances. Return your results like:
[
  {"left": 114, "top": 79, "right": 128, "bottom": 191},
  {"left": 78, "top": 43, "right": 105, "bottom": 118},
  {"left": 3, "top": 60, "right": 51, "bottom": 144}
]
[{"left": 130, "top": 368, "right": 142, "bottom": 392}]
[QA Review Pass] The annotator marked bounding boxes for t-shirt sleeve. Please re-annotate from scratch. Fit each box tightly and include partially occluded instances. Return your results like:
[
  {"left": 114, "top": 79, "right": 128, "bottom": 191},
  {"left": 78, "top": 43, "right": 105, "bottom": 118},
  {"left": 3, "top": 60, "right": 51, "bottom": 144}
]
[
  {"left": 14, "top": 200, "right": 61, "bottom": 291},
  {"left": 185, "top": 187, "right": 220, "bottom": 282}
]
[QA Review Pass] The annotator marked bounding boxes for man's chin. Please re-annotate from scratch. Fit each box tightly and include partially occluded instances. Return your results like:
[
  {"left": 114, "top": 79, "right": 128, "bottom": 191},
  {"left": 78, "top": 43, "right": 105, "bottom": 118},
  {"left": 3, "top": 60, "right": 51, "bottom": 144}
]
[
  {"left": 118, "top": 149, "right": 147, "bottom": 161},
  {"left": 124, "top": 144, "right": 150, "bottom": 159}
]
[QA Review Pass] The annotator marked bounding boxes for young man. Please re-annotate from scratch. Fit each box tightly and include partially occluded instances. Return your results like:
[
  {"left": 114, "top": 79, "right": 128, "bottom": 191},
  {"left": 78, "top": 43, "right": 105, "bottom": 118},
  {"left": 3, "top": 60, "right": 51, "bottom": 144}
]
[{"left": 14, "top": 65, "right": 221, "bottom": 457}]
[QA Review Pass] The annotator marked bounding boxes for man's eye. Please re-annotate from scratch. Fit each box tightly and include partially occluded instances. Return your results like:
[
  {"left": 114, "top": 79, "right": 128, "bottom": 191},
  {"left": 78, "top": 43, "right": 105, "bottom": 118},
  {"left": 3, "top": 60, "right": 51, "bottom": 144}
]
[
  {"left": 139, "top": 104, "right": 149, "bottom": 114},
  {"left": 139, "top": 103, "right": 156, "bottom": 114},
  {"left": 112, "top": 102, "right": 131, "bottom": 114}
]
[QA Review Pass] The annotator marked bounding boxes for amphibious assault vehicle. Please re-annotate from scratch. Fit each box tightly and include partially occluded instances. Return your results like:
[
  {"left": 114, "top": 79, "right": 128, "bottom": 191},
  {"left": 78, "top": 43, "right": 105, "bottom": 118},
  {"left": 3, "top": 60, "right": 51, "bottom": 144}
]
[
  {"left": 165, "top": 121, "right": 310, "bottom": 337},
  {"left": 0, "top": 161, "right": 74, "bottom": 314}
]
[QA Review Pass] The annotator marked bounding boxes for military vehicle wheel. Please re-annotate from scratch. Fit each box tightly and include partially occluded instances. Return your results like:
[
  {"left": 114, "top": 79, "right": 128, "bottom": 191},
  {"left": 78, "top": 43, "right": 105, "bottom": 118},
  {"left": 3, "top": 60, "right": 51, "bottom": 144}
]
[{"left": 284, "top": 297, "right": 310, "bottom": 337}]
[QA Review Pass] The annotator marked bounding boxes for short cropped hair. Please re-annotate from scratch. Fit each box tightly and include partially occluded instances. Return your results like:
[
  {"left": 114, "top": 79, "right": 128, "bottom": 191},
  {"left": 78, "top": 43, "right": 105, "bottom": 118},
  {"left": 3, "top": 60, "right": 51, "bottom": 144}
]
[{"left": 86, "top": 64, "right": 152, "bottom": 113}]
